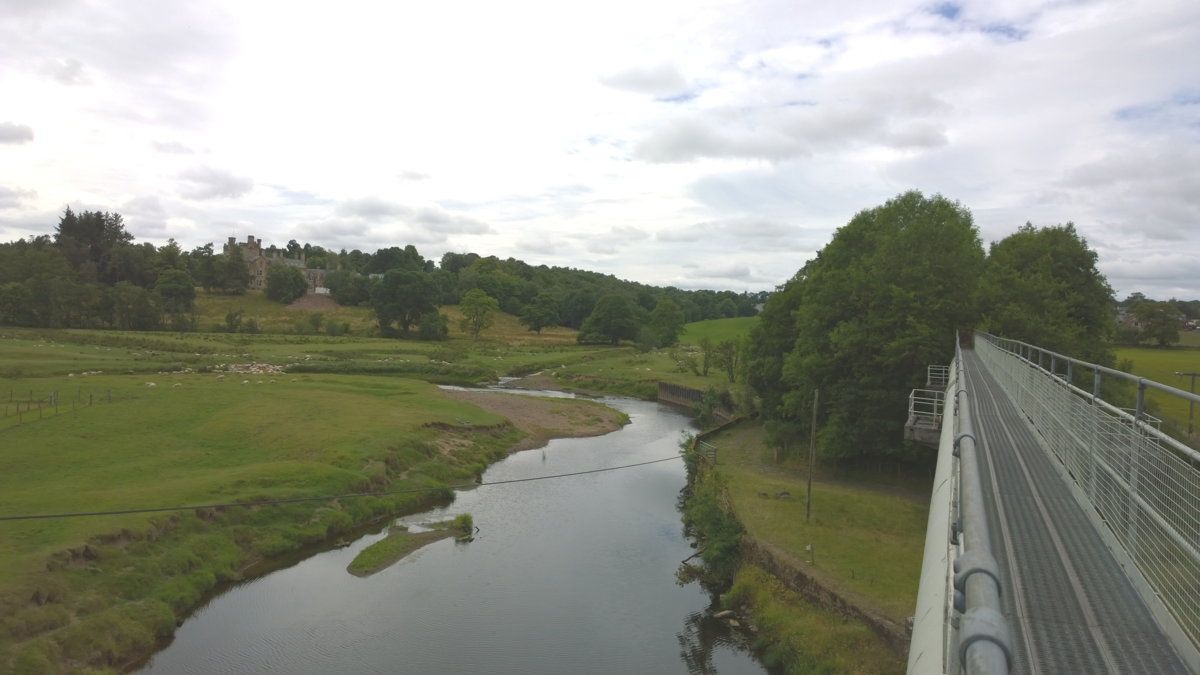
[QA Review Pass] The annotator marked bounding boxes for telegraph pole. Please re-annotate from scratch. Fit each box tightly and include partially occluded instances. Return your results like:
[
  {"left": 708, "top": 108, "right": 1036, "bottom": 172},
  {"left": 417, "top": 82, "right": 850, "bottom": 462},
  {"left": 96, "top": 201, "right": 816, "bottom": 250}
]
[
  {"left": 806, "top": 388, "right": 818, "bottom": 523},
  {"left": 1176, "top": 371, "right": 1199, "bottom": 435}
]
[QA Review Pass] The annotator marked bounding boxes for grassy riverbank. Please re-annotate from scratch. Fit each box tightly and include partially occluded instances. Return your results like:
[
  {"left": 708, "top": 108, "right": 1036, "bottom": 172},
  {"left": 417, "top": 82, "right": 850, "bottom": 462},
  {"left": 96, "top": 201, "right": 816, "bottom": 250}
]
[
  {"left": 684, "top": 420, "right": 930, "bottom": 673},
  {"left": 0, "top": 347, "right": 625, "bottom": 672},
  {"left": 0, "top": 314, "right": 731, "bottom": 672}
]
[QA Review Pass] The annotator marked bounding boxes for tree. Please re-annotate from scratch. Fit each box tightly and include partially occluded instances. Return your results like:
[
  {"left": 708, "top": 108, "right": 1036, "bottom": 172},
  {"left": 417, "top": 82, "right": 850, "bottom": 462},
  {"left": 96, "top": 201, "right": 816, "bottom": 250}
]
[
  {"left": 325, "top": 270, "right": 372, "bottom": 306},
  {"left": 109, "top": 282, "right": 160, "bottom": 330},
  {"left": 155, "top": 268, "right": 196, "bottom": 330},
  {"left": 520, "top": 292, "right": 560, "bottom": 333},
  {"left": 649, "top": 298, "right": 685, "bottom": 347},
  {"left": 977, "top": 223, "right": 1114, "bottom": 363},
  {"left": 53, "top": 208, "right": 133, "bottom": 276},
  {"left": 217, "top": 252, "right": 249, "bottom": 294},
  {"left": 698, "top": 336, "right": 715, "bottom": 376},
  {"left": 578, "top": 294, "right": 640, "bottom": 344},
  {"left": 1133, "top": 300, "right": 1180, "bottom": 347},
  {"left": 715, "top": 339, "right": 741, "bottom": 383},
  {"left": 459, "top": 288, "right": 499, "bottom": 339},
  {"left": 371, "top": 269, "right": 436, "bottom": 336},
  {"left": 265, "top": 264, "right": 308, "bottom": 303},
  {"left": 417, "top": 311, "right": 450, "bottom": 341},
  {"left": 750, "top": 191, "right": 985, "bottom": 462}
]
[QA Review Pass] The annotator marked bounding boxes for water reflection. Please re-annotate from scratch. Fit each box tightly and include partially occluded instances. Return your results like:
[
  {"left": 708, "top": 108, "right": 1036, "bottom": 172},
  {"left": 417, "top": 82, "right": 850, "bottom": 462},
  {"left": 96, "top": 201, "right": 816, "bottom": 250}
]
[{"left": 140, "top": 394, "right": 769, "bottom": 674}]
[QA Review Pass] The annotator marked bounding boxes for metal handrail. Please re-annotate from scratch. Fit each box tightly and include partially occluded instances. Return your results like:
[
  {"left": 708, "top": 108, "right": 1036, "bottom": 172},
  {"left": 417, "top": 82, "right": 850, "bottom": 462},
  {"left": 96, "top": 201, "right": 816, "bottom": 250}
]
[
  {"left": 980, "top": 333, "right": 1200, "bottom": 462},
  {"left": 976, "top": 332, "right": 1200, "bottom": 659},
  {"left": 910, "top": 388, "right": 945, "bottom": 425},
  {"left": 929, "top": 364, "right": 951, "bottom": 389},
  {"left": 952, "top": 337, "right": 1012, "bottom": 674}
]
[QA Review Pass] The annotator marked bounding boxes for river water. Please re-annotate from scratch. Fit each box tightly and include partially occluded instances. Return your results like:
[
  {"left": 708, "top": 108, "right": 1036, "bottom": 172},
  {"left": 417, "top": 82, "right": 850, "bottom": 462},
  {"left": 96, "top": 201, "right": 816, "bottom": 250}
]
[{"left": 139, "top": 392, "right": 770, "bottom": 674}]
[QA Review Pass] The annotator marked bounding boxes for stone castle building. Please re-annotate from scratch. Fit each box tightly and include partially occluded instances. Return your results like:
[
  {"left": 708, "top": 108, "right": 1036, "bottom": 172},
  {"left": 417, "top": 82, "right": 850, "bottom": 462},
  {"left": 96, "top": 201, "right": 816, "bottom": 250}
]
[{"left": 224, "top": 235, "right": 327, "bottom": 292}]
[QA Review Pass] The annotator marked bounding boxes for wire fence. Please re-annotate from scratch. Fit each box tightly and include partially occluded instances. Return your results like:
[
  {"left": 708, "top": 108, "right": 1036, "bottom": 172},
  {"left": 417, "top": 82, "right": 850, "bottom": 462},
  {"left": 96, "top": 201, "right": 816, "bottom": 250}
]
[
  {"left": 975, "top": 333, "right": 1200, "bottom": 649},
  {"left": 1, "top": 388, "right": 115, "bottom": 427}
]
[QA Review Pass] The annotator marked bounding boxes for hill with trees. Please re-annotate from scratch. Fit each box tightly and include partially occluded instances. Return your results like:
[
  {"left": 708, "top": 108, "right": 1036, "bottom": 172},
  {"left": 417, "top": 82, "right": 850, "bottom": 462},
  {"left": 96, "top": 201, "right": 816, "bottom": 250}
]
[{"left": 0, "top": 208, "right": 766, "bottom": 341}]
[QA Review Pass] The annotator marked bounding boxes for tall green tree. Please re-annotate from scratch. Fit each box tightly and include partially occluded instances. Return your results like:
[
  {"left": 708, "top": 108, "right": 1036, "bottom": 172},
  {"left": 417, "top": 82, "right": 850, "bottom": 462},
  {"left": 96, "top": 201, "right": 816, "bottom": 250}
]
[
  {"left": 976, "top": 223, "right": 1114, "bottom": 363},
  {"left": 752, "top": 191, "right": 985, "bottom": 462},
  {"left": 265, "top": 265, "right": 308, "bottom": 303},
  {"left": 217, "top": 252, "right": 249, "bottom": 294},
  {"left": 459, "top": 288, "right": 499, "bottom": 339},
  {"left": 155, "top": 268, "right": 196, "bottom": 330},
  {"left": 520, "top": 292, "right": 560, "bottom": 334},
  {"left": 649, "top": 298, "right": 685, "bottom": 347},
  {"left": 1132, "top": 300, "right": 1180, "bottom": 347},
  {"left": 371, "top": 269, "right": 436, "bottom": 336},
  {"left": 578, "top": 294, "right": 640, "bottom": 345}
]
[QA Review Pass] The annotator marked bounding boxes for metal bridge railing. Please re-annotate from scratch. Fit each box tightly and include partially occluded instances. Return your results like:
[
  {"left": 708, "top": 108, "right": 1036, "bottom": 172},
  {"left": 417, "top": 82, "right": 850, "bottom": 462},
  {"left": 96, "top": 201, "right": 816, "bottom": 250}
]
[
  {"left": 909, "top": 339, "right": 1013, "bottom": 675},
  {"left": 975, "top": 332, "right": 1200, "bottom": 653},
  {"left": 928, "top": 364, "right": 950, "bottom": 389},
  {"left": 909, "top": 388, "right": 945, "bottom": 428}
]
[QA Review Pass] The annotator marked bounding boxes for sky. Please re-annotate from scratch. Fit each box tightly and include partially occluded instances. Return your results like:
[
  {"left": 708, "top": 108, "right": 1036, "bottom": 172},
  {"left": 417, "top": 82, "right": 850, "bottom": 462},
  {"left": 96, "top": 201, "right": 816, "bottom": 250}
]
[{"left": 0, "top": 0, "right": 1197, "bottom": 298}]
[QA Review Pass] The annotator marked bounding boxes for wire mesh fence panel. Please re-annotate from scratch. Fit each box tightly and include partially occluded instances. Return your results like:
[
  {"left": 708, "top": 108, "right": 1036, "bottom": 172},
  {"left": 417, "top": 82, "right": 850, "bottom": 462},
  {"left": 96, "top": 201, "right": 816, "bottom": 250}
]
[{"left": 976, "top": 334, "right": 1200, "bottom": 648}]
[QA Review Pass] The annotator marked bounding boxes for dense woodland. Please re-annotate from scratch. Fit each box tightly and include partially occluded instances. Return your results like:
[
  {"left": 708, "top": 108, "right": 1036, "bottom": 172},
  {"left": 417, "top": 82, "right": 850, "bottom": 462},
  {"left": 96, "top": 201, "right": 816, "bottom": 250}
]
[{"left": 0, "top": 208, "right": 764, "bottom": 342}]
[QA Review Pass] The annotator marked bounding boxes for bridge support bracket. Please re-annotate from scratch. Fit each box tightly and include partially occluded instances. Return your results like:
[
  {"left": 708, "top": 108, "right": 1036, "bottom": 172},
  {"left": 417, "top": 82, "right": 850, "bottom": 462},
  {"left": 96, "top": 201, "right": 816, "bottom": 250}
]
[
  {"left": 958, "top": 606, "right": 1013, "bottom": 670},
  {"left": 952, "top": 551, "right": 1002, "bottom": 596},
  {"left": 953, "top": 432, "right": 975, "bottom": 457}
]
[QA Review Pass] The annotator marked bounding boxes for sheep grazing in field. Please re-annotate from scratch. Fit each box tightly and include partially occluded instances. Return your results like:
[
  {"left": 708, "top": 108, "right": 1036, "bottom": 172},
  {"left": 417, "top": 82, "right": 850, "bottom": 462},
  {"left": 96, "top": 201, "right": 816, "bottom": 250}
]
[
  {"left": 256, "top": 380, "right": 263, "bottom": 385},
  {"left": 241, "top": 380, "right": 250, "bottom": 385},
  {"left": 269, "top": 379, "right": 276, "bottom": 384},
  {"left": 172, "top": 383, "right": 182, "bottom": 388},
  {"left": 215, "top": 374, "right": 225, "bottom": 380},
  {"left": 145, "top": 382, "right": 157, "bottom": 388}
]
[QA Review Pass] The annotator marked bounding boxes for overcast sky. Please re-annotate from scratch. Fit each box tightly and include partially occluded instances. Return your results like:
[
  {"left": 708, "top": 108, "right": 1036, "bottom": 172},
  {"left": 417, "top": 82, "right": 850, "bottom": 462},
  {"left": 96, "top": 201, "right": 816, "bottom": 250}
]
[{"left": 0, "top": 0, "right": 1197, "bottom": 298}]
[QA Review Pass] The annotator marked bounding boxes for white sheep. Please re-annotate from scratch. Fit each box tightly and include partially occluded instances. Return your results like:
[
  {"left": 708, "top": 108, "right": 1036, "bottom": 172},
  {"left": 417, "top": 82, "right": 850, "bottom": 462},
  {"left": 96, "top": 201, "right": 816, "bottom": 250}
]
[
  {"left": 216, "top": 374, "right": 225, "bottom": 380},
  {"left": 241, "top": 380, "right": 250, "bottom": 385},
  {"left": 172, "top": 383, "right": 182, "bottom": 388},
  {"left": 145, "top": 382, "right": 157, "bottom": 388}
]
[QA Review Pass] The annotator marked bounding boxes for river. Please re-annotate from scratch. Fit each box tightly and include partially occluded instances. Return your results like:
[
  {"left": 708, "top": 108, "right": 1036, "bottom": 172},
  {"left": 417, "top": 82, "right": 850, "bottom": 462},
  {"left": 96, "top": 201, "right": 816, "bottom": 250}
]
[{"left": 139, "top": 392, "right": 771, "bottom": 674}]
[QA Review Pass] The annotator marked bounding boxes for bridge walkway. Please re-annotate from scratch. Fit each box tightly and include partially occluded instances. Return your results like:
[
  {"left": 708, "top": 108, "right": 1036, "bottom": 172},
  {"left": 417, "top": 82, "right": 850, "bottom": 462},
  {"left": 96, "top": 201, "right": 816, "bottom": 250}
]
[{"left": 963, "top": 348, "right": 1189, "bottom": 674}]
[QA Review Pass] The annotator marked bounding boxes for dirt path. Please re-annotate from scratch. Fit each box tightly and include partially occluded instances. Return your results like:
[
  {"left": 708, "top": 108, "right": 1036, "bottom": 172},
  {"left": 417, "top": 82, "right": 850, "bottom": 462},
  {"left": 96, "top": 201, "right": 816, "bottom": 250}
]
[{"left": 438, "top": 389, "right": 628, "bottom": 452}]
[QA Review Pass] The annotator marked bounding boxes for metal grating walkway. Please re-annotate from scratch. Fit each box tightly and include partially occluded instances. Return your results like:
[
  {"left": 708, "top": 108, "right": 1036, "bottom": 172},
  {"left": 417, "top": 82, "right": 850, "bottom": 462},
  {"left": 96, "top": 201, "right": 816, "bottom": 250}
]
[{"left": 963, "top": 349, "right": 1190, "bottom": 674}]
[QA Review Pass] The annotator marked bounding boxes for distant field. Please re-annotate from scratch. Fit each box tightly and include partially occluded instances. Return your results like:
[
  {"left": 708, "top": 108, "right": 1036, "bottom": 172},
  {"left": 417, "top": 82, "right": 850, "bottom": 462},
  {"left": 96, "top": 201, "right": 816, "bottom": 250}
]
[
  {"left": 680, "top": 317, "right": 758, "bottom": 345},
  {"left": 1115, "top": 343, "right": 1200, "bottom": 436}
]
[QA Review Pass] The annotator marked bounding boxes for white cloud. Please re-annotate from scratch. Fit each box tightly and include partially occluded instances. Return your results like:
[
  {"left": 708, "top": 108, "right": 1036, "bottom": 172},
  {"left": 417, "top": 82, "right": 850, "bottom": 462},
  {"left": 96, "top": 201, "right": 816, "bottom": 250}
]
[
  {"left": 0, "top": 122, "right": 34, "bottom": 144},
  {"left": 0, "top": 186, "right": 36, "bottom": 209},
  {"left": 0, "top": 0, "right": 1196, "bottom": 298},
  {"left": 178, "top": 167, "right": 254, "bottom": 200},
  {"left": 600, "top": 64, "right": 689, "bottom": 96}
]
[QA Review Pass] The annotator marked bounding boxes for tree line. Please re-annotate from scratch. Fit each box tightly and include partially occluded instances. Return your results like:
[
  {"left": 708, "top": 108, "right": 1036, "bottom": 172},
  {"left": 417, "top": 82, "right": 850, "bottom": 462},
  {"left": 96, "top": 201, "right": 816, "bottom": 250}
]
[{"left": 0, "top": 208, "right": 766, "bottom": 338}]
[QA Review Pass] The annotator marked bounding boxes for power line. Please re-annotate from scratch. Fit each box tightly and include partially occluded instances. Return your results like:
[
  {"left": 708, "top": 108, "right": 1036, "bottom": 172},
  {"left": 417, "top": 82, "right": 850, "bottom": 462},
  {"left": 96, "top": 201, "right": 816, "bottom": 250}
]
[{"left": 0, "top": 454, "right": 684, "bottom": 522}]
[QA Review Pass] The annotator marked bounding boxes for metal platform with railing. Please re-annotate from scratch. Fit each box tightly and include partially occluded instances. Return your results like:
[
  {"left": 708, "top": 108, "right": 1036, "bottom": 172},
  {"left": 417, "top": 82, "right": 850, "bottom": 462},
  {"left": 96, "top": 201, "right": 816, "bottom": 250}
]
[{"left": 909, "top": 333, "right": 1199, "bottom": 675}]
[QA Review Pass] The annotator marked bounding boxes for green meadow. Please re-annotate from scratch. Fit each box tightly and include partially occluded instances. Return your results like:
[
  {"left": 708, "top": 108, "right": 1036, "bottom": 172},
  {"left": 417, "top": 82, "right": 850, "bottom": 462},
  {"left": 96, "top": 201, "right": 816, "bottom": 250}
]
[
  {"left": 706, "top": 421, "right": 929, "bottom": 624},
  {"left": 0, "top": 308, "right": 757, "bottom": 672},
  {"left": 1116, "top": 336, "right": 1200, "bottom": 437}
]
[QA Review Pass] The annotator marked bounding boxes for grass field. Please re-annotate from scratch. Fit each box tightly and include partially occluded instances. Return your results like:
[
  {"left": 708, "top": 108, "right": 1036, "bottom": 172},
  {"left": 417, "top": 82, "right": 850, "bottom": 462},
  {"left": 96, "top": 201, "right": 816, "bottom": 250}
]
[
  {"left": 1116, "top": 339, "right": 1200, "bottom": 438},
  {"left": 706, "top": 421, "right": 930, "bottom": 623},
  {"left": 0, "top": 317, "right": 644, "bottom": 673}
]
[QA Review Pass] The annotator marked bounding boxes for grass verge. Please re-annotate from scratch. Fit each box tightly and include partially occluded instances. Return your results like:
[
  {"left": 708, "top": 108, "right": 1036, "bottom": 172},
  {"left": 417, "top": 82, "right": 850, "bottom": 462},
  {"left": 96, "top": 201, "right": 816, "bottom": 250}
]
[{"left": 727, "top": 565, "right": 903, "bottom": 674}]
